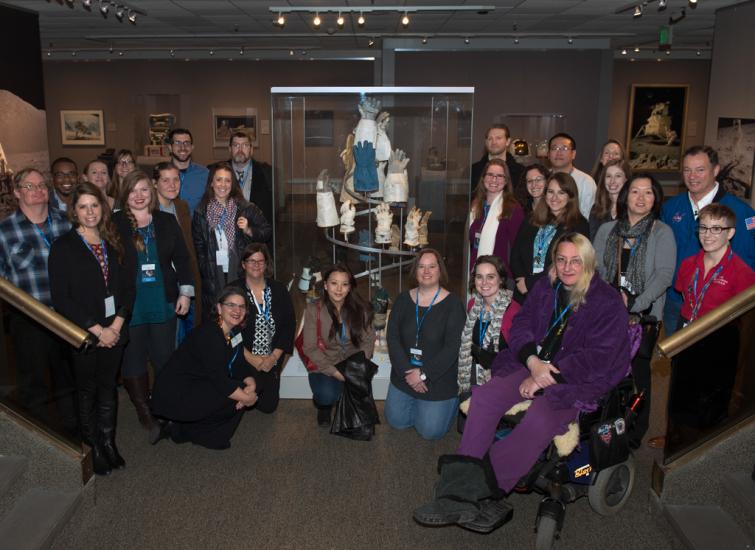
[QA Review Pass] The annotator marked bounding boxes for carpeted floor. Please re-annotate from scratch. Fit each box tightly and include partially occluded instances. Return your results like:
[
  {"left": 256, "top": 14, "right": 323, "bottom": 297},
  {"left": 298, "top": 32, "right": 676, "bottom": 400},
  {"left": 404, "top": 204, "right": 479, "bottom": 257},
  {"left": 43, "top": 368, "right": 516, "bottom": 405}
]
[{"left": 52, "top": 393, "right": 676, "bottom": 550}]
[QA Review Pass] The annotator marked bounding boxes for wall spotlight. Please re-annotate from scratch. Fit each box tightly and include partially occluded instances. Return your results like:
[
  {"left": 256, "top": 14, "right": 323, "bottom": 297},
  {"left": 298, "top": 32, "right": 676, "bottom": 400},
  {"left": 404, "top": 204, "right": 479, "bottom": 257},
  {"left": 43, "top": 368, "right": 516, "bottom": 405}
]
[
  {"left": 464, "top": 37, "right": 470, "bottom": 44},
  {"left": 128, "top": 10, "right": 136, "bottom": 23},
  {"left": 209, "top": 49, "right": 214, "bottom": 56},
  {"left": 696, "top": 49, "right": 701, "bottom": 56},
  {"left": 289, "top": 49, "right": 294, "bottom": 56},
  {"left": 82, "top": 0, "right": 92, "bottom": 8},
  {"left": 633, "top": 5, "right": 642, "bottom": 17},
  {"left": 357, "top": 13, "right": 365, "bottom": 26},
  {"left": 336, "top": 12, "right": 344, "bottom": 27},
  {"left": 115, "top": 5, "right": 125, "bottom": 20},
  {"left": 368, "top": 38, "right": 375, "bottom": 47},
  {"left": 621, "top": 48, "right": 627, "bottom": 55},
  {"left": 658, "top": 0, "right": 667, "bottom": 10},
  {"left": 634, "top": 46, "right": 640, "bottom": 52},
  {"left": 169, "top": 49, "right": 175, "bottom": 57},
  {"left": 688, "top": 0, "right": 697, "bottom": 6},
  {"left": 99, "top": 0, "right": 109, "bottom": 15},
  {"left": 421, "top": 37, "right": 428, "bottom": 44},
  {"left": 276, "top": 12, "right": 285, "bottom": 26},
  {"left": 567, "top": 37, "right": 573, "bottom": 44},
  {"left": 401, "top": 12, "right": 410, "bottom": 27},
  {"left": 239, "top": 47, "right": 244, "bottom": 55},
  {"left": 514, "top": 37, "right": 520, "bottom": 44},
  {"left": 665, "top": 49, "right": 671, "bottom": 55},
  {"left": 118, "top": 50, "right": 124, "bottom": 56},
  {"left": 313, "top": 12, "right": 321, "bottom": 27}
]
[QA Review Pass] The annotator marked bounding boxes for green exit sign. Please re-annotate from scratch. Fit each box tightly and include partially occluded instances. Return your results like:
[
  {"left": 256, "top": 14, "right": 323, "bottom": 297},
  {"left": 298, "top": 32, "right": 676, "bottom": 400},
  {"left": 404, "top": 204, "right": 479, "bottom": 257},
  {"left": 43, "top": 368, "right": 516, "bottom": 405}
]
[{"left": 659, "top": 26, "right": 673, "bottom": 50}]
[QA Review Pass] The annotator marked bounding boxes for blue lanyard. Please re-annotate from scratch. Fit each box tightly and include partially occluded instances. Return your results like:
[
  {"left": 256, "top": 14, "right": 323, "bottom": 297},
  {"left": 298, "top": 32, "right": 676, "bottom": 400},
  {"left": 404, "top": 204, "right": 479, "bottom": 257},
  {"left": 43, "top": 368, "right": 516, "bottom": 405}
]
[
  {"left": 478, "top": 309, "right": 491, "bottom": 348},
  {"left": 624, "top": 236, "right": 641, "bottom": 259},
  {"left": 247, "top": 285, "right": 271, "bottom": 321},
  {"left": 688, "top": 248, "right": 732, "bottom": 320},
  {"left": 547, "top": 282, "right": 572, "bottom": 335},
  {"left": 138, "top": 223, "right": 153, "bottom": 263},
  {"left": 535, "top": 225, "right": 557, "bottom": 259},
  {"left": 482, "top": 202, "right": 490, "bottom": 222},
  {"left": 78, "top": 233, "right": 109, "bottom": 284},
  {"left": 227, "top": 346, "right": 239, "bottom": 375},
  {"left": 339, "top": 321, "right": 348, "bottom": 349},
  {"left": 415, "top": 287, "right": 441, "bottom": 346},
  {"left": 33, "top": 213, "right": 53, "bottom": 248}
]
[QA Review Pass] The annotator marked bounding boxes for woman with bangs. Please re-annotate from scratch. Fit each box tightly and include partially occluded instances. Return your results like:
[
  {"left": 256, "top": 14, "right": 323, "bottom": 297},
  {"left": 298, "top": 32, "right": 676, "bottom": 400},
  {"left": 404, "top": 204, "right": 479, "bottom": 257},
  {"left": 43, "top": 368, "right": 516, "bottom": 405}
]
[
  {"left": 110, "top": 149, "right": 136, "bottom": 206},
  {"left": 82, "top": 159, "right": 116, "bottom": 210},
  {"left": 510, "top": 172, "right": 589, "bottom": 304},
  {"left": 589, "top": 159, "right": 632, "bottom": 239}
]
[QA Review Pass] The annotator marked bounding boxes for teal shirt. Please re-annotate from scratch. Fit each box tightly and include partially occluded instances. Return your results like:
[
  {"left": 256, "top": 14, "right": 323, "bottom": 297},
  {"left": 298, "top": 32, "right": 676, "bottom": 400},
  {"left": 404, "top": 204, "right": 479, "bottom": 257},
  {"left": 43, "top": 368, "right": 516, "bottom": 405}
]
[{"left": 130, "top": 224, "right": 174, "bottom": 326}]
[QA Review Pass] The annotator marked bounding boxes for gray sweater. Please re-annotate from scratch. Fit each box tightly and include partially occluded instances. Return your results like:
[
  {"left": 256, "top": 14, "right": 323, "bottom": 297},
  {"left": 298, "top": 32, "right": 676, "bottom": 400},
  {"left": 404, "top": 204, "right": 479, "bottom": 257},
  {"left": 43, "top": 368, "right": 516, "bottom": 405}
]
[{"left": 593, "top": 219, "right": 676, "bottom": 320}]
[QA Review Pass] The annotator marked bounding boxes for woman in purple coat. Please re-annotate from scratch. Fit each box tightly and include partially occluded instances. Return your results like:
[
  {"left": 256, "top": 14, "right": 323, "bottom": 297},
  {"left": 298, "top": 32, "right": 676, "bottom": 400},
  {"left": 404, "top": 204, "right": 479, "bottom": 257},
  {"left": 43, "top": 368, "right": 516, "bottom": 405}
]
[{"left": 414, "top": 233, "right": 630, "bottom": 533}]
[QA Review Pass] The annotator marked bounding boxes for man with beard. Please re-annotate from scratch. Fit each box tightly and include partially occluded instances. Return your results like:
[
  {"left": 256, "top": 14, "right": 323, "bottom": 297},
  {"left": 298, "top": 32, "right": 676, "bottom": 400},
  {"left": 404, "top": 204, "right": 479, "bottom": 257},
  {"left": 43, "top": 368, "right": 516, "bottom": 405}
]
[
  {"left": 470, "top": 124, "right": 524, "bottom": 201},
  {"left": 169, "top": 128, "right": 208, "bottom": 214},
  {"left": 49, "top": 157, "right": 78, "bottom": 212},
  {"left": 227, "top": 131, "right": 273, "bottom": 225}
]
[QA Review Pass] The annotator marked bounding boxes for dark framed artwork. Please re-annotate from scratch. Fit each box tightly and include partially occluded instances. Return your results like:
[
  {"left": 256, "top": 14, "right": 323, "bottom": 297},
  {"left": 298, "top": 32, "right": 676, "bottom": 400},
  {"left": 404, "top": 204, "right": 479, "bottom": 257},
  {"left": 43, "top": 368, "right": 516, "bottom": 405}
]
[
  {"left": 716, "top": 117, "right": 755, "bottom": 201},
  {"left": 626, "top": 85, "right": 688, "bottom": 172},
  {"left": 305, "top": 110, "right": 334, "bottom": 147},
  {"left": 212, "top": 108, "right": 257, "bottom": 147}
]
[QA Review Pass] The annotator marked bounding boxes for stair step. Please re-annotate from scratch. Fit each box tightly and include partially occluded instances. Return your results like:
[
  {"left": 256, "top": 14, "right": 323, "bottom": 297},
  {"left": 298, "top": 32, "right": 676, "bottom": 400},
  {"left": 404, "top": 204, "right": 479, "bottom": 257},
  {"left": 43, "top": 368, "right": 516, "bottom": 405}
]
[
  {"left": 665, "top": 504, "right": 754, "bottom": 550},
  {"left": 0, "top": 488, "right": 80, "bottom": 550},
  {"left": 0, "top": 456, "right": 28, "bottom": 494}
]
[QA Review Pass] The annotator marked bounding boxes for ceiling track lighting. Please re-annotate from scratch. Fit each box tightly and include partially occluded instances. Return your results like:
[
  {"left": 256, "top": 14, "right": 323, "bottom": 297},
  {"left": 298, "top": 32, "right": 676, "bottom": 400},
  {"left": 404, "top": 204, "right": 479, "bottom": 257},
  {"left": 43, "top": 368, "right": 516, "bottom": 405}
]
[
  {"left": 514, "top": 37, "right": 520, "bottom": 44},
  {"left": 368, "top": 38, "right": 375, "bottom": 47},
  {"left": 658, "top": 0, "right": 667, "bottom": 10},
  {"left": 50, "top": 0, "right": 146, "bottom": 22},
  {"left": 336, "top": 12, "right": 344, "bottom": 27},
  {"left": 464, "top": 37, "right": 470, "bottom": 44},
  {"left": 82, "top": 0, "right": 92, "bottom": 8},
  {"left": 401, "top": 12, "right": 410, "bottom": 27},
  {"left": 313, "top": 12, "right": 321, "bottom": 27},
  {"left": 567, "top": 37, "right": 573, "bottom": 44},
  {"left": 633, "top": 5, "right": 643, "bottom": 17},
  {"left": 621, "top": 48, "right": 627, "bottom": 55},
  {"left": 99, "top": 1, "right": 108, "bottom": 15},
  {"left": 421, "top": 37, "right": 428, "bottom": 44},
  {"left": 688, "top": 0, "right": 697, "bottom": 7},
  {"left": 276, "top": 12, "right": 285, "bottom": 26},
  {"left": 358, "top": 13, "right": 365, "bottom": 26}
]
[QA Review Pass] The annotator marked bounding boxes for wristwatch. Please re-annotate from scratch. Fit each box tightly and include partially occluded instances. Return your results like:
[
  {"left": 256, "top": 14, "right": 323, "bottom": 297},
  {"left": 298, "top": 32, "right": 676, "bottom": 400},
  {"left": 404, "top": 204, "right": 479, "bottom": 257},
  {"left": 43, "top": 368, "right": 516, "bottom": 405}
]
[{"left": 419, "top": 371, "right": 427, "bottom": 382}]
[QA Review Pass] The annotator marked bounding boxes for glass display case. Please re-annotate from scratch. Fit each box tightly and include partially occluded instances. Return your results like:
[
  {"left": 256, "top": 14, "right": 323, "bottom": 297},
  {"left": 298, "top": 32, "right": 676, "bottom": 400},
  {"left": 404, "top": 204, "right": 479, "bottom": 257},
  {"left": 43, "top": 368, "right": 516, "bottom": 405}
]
[
  {"left": 495, "top": 113, "right": 567, "bottom": 166},
  {"left": 270, "top": 87, "right": 474, "bottom": 398}
]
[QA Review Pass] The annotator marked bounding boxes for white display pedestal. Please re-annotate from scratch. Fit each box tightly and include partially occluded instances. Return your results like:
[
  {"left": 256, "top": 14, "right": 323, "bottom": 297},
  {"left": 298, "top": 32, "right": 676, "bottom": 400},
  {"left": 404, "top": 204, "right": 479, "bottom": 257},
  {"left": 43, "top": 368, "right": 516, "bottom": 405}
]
[{"left": 280, "top": 352, "right": 392, "bottom": 400}]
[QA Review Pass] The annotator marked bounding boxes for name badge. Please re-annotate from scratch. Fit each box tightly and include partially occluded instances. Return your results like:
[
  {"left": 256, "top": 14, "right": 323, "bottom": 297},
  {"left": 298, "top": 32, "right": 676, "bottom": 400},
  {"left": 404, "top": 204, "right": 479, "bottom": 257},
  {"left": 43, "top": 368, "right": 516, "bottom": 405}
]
[
  {"left": 230, "top": 333, "right": 243, "bottom": 348},
  {"left": 104, "top": 295, "right": 115, "bottom": 317},
  {"left": 533, "top": 265, "right": 544, "bottom": 274},
  {"left": 410, "top": 347, "right": 423, "bottom": 367},
  {"left": 474, "top": 232, "right": 481, "bottom": 249},
  {"left": 216, "top": 250, "right": 229, "bottom": 273},
  {"left": 141, "top": 263, "right": 156, "bottom": 283}
]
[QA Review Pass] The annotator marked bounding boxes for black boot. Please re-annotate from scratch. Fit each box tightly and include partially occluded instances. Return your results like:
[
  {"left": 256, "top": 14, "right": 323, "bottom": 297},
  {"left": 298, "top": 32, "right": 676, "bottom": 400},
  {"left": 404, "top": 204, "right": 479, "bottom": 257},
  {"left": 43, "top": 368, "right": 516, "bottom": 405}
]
[
  {"left": 77, "top": 389, "right": 110, "bottom": 476},
  {"left": 413, "top": 454, "right": 512, "bottom": 534},
  {"left": 314, "top": 400, "right": 332, "bottom": 427},
  {"left": 99, "top": 392, "right": 125, "bottom": 470},
  {"left": 149, "top": 419, "right": 172, "bottom": 445},
  {"left": 123, "top": 374, "right": 155, "bottom": 430}
]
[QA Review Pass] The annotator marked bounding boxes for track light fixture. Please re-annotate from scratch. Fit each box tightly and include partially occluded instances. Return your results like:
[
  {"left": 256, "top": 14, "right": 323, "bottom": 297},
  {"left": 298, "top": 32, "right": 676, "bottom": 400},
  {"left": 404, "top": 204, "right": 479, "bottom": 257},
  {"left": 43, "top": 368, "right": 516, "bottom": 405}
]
[
  {"left": 337, "top": 12, "right": 344, "bottom": 27},
  {"left": 634, "top": 46, "right": 640, "bottom": 52},
  {"left": 115, "top": 5, "right": 125, "bottom": 20},
  {"left": 567, "top": 37, "right": 573, "bottom": 44},
  {"left": 313, "top": 12, "right": 321, "bottom": 27},
  {"left": 358, "top": 12, "right": 365, "bottom": 26},
  {"left": 688, "top": 0, "right": 697, "bottom": 6},
  {"left": 401, "top": 12, "right": 410, "bottom": 27},
  {"left": 658, "top": 0, "right": 667, "bottom": 10},
  {"left": 421, "top": 37, "right": 428, "bottom": 44},
  {"left": 169, "top": 49, "right": 175, "bottom": 57},
  {"left": 514, "top": 38, "right": 520, "bottom": 44},
  {"left": 464, "top": 37, "right": 470, "bottom": 44},
  {"left": 276, "top": 12, "right": 285, "bottom": 26},
  {"left": 633, "top": 5, "right": 642, "bottom": 17},
  {"left": 621, "top": 48, "right": 627, "bottom": 55},
  {"left": 82, "top": 0, "right": 92, "bottom": 8},
  {"left": 368, "top": 38, "right": 375, "bottom": 47},
  {"left": 100, "top": 1, "right": 109, "bottom": 15},
  {"left": 127, "top": 9, "right": 136, "bottom": 23}
]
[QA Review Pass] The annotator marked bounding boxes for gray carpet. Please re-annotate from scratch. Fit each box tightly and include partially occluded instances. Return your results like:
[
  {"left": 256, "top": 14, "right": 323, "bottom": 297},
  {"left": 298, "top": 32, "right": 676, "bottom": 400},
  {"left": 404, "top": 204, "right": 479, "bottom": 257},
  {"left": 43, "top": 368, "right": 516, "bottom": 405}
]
[{"left": 52, "top": 392, "right": 677, "bottom": 550}]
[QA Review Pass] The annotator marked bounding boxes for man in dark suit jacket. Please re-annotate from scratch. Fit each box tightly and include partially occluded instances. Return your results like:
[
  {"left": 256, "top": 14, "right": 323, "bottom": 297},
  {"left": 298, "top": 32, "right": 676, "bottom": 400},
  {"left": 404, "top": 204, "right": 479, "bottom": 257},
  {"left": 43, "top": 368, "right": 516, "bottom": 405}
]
[
  {"left": 470, "top": 124, "right": 524, "bottom": 202},
  {"left": 226, "top": 131, "right": 274, "bottom": 226}
]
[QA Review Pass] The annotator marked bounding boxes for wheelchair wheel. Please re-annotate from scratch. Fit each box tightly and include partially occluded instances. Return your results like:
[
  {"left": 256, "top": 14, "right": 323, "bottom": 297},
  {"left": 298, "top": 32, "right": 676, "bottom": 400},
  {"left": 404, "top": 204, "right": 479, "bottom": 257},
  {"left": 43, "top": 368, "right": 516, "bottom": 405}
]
[
  {"left": 535, "top": 515, "right": 558, "bottom": 550},
  {"left": 588, "top": 455, "right": 636, "bottom": 516}
]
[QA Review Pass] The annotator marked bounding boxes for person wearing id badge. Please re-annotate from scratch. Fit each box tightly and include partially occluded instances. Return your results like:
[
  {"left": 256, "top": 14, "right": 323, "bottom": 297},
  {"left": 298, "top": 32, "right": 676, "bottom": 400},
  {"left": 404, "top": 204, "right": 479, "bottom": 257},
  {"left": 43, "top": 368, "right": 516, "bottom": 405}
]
[
  {"left": 229, "top": 243, "right": 295, "bottom": 414},
  {"left": 468, "top": 159, "right": 524, "bottom": 280},
  {"left": 302, "top": 263, "right": 375, "bottom": 427},
  {"left": 113, "top": 171, "right": 195, "bottom": 433},
  {"left": 594, "top": 173, "right": 675, "bottom": 448},
  {"left": 510, "top": 172, "right": 589, "bottom": 305},
  {"left": 49, "top": 182, "right": 136, "bottom": 475},
  {"left": 192, "top": 163, "right": 272, "bottom": 322},
  {"left": 456, "top": 255, "right": 520, "bottom": 432},
  {"left": 150, "top": 287, "right": 258, "bottom": 450},
  {"left": 385, "top": 249, "right": 465, "bottom": 440},
  {"left": 666, "top": 204, "right": 755, "bottom": 437}
]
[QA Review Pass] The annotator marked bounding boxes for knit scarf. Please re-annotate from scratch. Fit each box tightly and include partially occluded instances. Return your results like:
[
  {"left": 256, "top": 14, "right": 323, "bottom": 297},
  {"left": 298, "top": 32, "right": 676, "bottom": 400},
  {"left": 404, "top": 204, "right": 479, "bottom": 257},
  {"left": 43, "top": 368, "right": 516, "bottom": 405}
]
[
  {"left": 206, "top": 199, "right": 238, "bottom": 248},
  {"left": 457, "top": 288, "right": 512, "bottom": 395},
  {"left": 603, "top": 215, "right": 654, "bottom": 296}
]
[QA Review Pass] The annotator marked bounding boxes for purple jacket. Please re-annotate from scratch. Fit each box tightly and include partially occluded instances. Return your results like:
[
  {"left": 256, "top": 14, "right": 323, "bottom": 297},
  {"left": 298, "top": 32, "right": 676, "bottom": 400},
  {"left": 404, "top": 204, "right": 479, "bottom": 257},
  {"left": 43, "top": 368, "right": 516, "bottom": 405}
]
[
  {"left": 469, "top": 203, "right": 524, "bottom": 278},
  {"left": 492, "top": 275, "right": 630, "bottom": 410}
]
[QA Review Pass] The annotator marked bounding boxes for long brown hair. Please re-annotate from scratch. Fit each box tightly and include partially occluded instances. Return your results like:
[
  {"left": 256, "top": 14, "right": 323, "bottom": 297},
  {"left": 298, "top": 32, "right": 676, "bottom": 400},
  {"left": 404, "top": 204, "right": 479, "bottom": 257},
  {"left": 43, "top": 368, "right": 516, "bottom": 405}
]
[
  {"left": 69, "top": 181, "right": 124, "bottom": 262},
  {"left": 591, "top": 159, "right": 632, "bottom": 221},
  {"left": 119, "top": 170, "right": 157, "bottom": 252},
  {"left": 110, "top": 149, "right": 135, "bottom": 200},
  {"left": 320, "top": 263, "right": 373, "bottom": 346},
  {"left": 197, "top": 163, "right": 248, "bottom": 212},
  {"left": 470, "top": 159, "right": 518, "bottom": 221},
  {"left": 531, "top": 172, "right": 582, "bottom": 229}
]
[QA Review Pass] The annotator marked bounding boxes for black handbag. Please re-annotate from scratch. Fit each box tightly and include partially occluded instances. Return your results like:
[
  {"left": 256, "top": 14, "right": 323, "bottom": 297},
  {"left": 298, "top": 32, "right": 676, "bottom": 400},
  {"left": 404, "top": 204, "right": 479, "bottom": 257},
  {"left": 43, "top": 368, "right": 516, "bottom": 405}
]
[
  {"left": 589, "top": 386, "right": 631, "bottom": 470},
  {"left": 635, "top": 316, "right": 662, "bottom": 360},
  {"left": 330, "top": 351, "right": 380, "bottom": 441}
]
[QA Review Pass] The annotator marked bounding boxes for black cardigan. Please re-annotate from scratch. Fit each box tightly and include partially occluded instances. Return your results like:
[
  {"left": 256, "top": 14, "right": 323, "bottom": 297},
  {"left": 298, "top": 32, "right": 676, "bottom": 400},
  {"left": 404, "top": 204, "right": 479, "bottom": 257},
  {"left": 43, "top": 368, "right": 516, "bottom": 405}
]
[
  {"left": 113, "top": 210, "right": 194, "bottom": 304},
  {"left": 48, "top": 228, "right": 136, "bottom": 332},
  {"left": 510, "top": 215, "right": 590, "bottom": 303},
  {"left": 229, "top": 277, "right": 296, "bottom": 359}
]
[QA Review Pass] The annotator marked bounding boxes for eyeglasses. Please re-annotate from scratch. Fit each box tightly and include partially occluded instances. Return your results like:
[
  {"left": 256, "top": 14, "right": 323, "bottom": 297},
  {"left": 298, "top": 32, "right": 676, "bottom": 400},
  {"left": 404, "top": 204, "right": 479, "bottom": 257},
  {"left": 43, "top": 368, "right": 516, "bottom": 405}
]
[
  {"left": 53, "top": 171, "right": 77, "bottom": 179},
  {"left": 484, "top": 172, "right": 506, "bottom": 181},
  {"left": 221, "top": 302, "right": 247, "bottom": 311},
  {"left": 172, "top": 140, "right": 193, "bottom": 147},
  {"left": 555, "top": 257, "right": 583, "bottom": 268},
  {"left": 697, "top": 224, "right": 732, "bottom": 235},
  {"left": 231, "top": 142, "right": 251, "bottom": 150},
  {"left": 118, "top": 159, "right": 135, "bottom": 166},
  {"left": 550, "top": 145, "right": 572, "bottom": 152},
  {"left": 244, "top": 258, "right": 266, "bottom": 265},
  {"left": 526, "top": 176, "right": 546, "bottom": 185},
  {"left": 18, "top": 183, "right": 48, "bottom": 192}
]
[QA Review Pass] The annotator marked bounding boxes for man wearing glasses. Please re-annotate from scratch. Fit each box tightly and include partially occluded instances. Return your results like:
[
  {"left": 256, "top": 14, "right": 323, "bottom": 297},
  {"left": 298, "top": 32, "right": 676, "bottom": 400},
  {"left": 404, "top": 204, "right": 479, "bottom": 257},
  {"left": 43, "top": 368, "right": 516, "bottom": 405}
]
[
  {"left": 470, "top": 124, "right": 524, "bottom": 200},
  {"left": 49, "top": 157, "right": 78, "bottom": 212},
  {"left": 661, "top": 145, "right": 755, "bottom": 335},
  {"left": 547, "top": 132, "right": 596, "bottom": 219},
  {"left": 169, "top": 128, "right": 208, "bottom": 214},
  {"left": 226, "top": 131, "right": 273, "bottom": 226},
  {"left": 0, "top": 168, "right": 77, "bottom": 433}
]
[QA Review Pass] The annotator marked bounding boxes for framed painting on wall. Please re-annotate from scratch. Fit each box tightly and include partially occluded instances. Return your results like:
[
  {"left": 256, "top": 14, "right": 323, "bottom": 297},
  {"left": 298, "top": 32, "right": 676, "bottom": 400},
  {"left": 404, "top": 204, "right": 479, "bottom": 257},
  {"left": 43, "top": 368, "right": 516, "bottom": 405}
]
[
  {"left": 716, "top": 117, "right": 755, "bottom": 201},
  {"left": 60, "top": 110, "right": 105, "bottom": 146},
  {"left": 626, "top": 85, "right": 688, "bottom": 172},
  {"left": 212, "top": 108, "right": 258, "bottom": 147}
]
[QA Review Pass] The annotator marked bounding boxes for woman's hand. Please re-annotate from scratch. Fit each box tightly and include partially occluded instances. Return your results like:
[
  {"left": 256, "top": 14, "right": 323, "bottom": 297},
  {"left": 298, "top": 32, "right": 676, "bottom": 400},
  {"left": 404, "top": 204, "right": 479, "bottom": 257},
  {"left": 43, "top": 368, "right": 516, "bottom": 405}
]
[
  {"left": 516, "top": 277, "right": 528, "bottom": 295},
  {"left": 175, "top": 295, "right": 191, "bottom": 316},
  {"left": 620, "top": 290, "right": 629, "bottom": 308},
  {"left": 257, "top": 355, "right": 277, "bottom": 372},
  {"left": 518, "top": 376, "right": 541, "bottom": 399},
  {"left": 237, "top": 216, "right": 253, "bottom": 237},
  {"left": 98, "top": 326, "right": 120, "bottom": 348},
  {"left": 332, "top": 370, "right": 346, "bottom": 383},
  {"left": 526, "top": 356, "right": 560, "bottom": 388},
  {"left": 404, "top": 368, "right": 428, "bottom": 394}
]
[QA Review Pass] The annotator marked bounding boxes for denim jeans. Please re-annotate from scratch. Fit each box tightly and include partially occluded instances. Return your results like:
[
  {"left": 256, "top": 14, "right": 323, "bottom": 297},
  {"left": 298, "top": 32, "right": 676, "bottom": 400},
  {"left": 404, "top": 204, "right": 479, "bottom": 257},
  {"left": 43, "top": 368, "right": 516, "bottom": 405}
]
[
  {"left": 308, "top": 372, "right": 342, "bottom": 406},
  {"left": 384, "top": 383, "right": 458, "bottom": 440},
  {"left": 663, "top": 299, "right": 682, "bottom": 338}
]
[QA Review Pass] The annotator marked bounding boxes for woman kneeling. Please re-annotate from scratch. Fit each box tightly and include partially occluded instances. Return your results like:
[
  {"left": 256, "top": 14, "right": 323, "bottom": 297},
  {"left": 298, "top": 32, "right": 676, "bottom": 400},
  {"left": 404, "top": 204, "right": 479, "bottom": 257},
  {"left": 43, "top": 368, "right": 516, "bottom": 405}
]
[
  {"left": 414, "top": 233, "right": 630, "bottom": 532},
  {"left": 150, "top": 287, "right": 259, "bottom": 450}
]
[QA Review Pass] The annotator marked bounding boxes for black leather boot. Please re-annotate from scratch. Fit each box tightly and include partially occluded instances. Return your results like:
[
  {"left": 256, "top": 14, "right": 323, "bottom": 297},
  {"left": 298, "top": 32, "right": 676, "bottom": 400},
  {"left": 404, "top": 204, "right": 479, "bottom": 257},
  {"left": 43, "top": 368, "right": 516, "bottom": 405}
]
[
  {"left": 99, "top": 392, "right": 125, "bottom": 469},
  {"left": 314, "top": 400, "right": 332, "bottom": 427},
  {"left": 78, "top": 388, "right": 110, "bottom": 476},
  {"left": 123, "top": 374, "right": 155, "bottom": 430}
]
